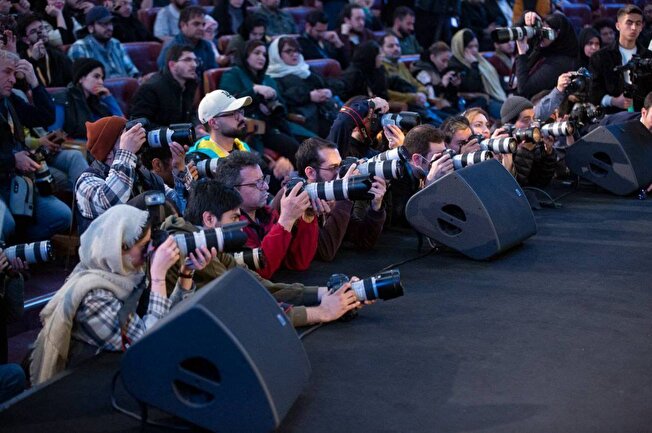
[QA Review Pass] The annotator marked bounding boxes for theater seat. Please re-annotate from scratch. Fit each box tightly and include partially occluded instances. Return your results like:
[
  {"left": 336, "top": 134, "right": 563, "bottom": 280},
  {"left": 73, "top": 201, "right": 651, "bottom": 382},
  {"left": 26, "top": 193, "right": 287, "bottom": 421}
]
[
  {"left": 482, "top": 51, "right": 494, "bottom": 61},
  {"left": 137, "top": 8, "right": 160, "bottom": 35},
  {"left": 282, "top": 6, "right": 317, "bottom": 33},
  {"left": 104, "top": 77, "right": 140, "bottom": 117},
  {"left": 124, "top": 42, "right": 162, "bottom": 75},
  {"left": 305, "top": 58, "right": 341, "bottom": 78},
  {"left": 372, "top": 30, "right": 386, "bottom": 41},
  {"left": 203, "top": 67, "right": 232, "bottom": 94},
  {"left": 602, "top": 3, "right": 626, "bottom": 20},
  {"left": 563, "top": 3, "right": 592, "bottom": 27},
  {"left": 218, "top": 34, "right": 233, "bottom": 54},
  {"left": 398, "top": 54, "right": 420, "bottom": 69}
]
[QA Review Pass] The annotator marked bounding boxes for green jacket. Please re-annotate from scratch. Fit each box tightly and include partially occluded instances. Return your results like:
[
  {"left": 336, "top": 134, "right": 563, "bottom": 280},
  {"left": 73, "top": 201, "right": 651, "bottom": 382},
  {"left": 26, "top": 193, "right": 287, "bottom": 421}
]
[{"left": 161, "top": 216, "right": 319, "bottom": 327}]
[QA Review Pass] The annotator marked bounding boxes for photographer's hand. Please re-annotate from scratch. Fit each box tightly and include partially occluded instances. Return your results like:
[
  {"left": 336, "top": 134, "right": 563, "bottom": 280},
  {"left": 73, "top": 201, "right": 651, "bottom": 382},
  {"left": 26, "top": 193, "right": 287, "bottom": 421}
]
[
  {"left": 612, "top": 93, "right": 633, "bottom": 110},
  {"left": 7, "top": 256, "right": 29, "bottom": 277},
  {"left": 149, "top": 235, "right": 180, "bottom": 297},
  {"left": 311, "top": 282, "right": 360, "bottom": 323},
  {"left": 279, "top": 182, "right": 311, "bottom": 232},
  {"left": 524, "top": 11, "right": 541, "bottom": 27},
  {"left": 384, "top": 124, "right": 405, "bottom": 148},
  {"left": 184, "top": 246, "right": 216, "bottom": 272},
  {"left": 426, "top": 152, "right": 454, "bottom": 184},
  {"left": 369, "top": 97, "right": 389, "bottom": 114},
  {"left": 39, "top": 133, "right": 62, "bottom": 153},
  {"left": 556, "top": 72, "right": 573, "bottom": 93},
  {"left": 369, "top": 176, "right": 386, "bottom": 211},
  {"left": 119, "top": 122, "right": 146, "bottom": 154},
  {"left": 0, "top": 251, "right": 8, "bottom": 274},
  {"left": 14, "top": 150, "right": 40, "bottom": 172},
  {"left": 168, "top": 141, "right": 187, "bottom": 174}
]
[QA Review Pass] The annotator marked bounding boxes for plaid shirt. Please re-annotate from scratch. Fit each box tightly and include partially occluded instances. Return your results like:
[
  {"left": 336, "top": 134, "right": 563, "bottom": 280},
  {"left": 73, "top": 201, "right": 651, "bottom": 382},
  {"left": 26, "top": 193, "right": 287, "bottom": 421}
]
[
  {"left": 68, "top": 35, "right": 139, "bottom": 79},
  {"left": 71, "top": 282, "right": 194, "bottom": 351}
]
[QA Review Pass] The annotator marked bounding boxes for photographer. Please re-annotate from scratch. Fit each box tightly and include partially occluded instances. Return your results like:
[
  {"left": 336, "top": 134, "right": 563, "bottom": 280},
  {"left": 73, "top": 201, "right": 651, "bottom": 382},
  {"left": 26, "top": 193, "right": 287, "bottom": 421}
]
[
  {"left": 292, "top": 137, "right": 386, "bottom": 262},
  {"left": 514, "top": 12, "right": 579, "bottom": 99},
  {"left": 162, "top": 180, "right": 359, "bottom": 326},
  {"left": 440, "top": 115, "right": 482, "bottom": 154},
  {"left": 213, "top": 151, "right": 318, "bottom": 280},
  {"left": 404, "top": 124, "right": 453, "bottom": 188},
  {"left": 30, "top": 204, "right": 213, "bottom": 385},
  {"left": 589, "top": 5, "right": 652, "bottom": 114},
  {"left": 140, "top": 144, "right": 195, "bottom": 214}
]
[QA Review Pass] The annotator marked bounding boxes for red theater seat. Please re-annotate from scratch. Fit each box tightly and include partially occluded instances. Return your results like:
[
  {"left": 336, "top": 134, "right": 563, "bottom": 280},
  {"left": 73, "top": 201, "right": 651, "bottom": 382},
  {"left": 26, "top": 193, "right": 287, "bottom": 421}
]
[
  {"left": 306, "top": 58, "right": 341, "bottom": 78},
  {"left": 203, "top": 67, "right": 232, "bottom": 94},
  {"left": 218, "top": 35, "right": 233, "bottom": 54},
  {"left": 124, "top": 42, "right": 162, "bottom": 75},
  {"left": 104, "top": 77, "right": 140, "bottom": 117},
  {"left": 563, "top": 3, "right": 592, "bottom": 27},
  {"left": 137, "top": 8, "right": 160, "bottom": 35}
]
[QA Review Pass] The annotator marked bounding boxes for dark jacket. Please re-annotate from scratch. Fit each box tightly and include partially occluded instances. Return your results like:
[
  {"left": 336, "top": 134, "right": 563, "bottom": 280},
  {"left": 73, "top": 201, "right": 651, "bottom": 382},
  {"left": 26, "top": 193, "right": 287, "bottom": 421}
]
[
  {"left": 111, "top": 13, "right": 158, "bottom": 43},
  {"left": 22, "top": 47, "right": 73, "bottom": 88},
  {"left": 589, "top": 41, "right": 652, "bottom": 113},
  {"left": 157, "top": 34, "right": 218, "bottom": 79},
  {"left": 129, "top": 69, "right": 198, "bottom": 127},
  {"left": 448, "top": 56, "right": 485, "bottom": 94},
  {"left": 211, "top": 0, "right": 248, "bottom": 37},
  {"left": 460, "top": 1, "right": 493, "bottom": 51},
  {"left": 52, "top": 85, "right": 115, "bottom": 140},
  {"left": 298, "top": 32, "right": 349, "bottom": 69},
  {"left": 0, "top": 86, "right": 55, "bottom": 185},
  {"left": 1, "top": 274, "right": 24, "bottom": 364},
  {"left": 516, "top": 53, "right": 576, "bottom": 99},
  {"left": 410, "top": 59, "right": 459, "bottom": 103},
  {"left": 336, "top": 28, "right": 377, "bottom": 66},
  {"left": 513, "top": 145, "right": 557, "bottom": 187}
]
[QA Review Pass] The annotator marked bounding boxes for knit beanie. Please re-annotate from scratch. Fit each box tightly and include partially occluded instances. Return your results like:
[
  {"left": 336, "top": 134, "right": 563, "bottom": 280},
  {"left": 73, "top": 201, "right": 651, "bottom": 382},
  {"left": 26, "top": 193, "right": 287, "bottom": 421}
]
[
  {"left": 500, "top": 96, "right": 534, "bottom": 124},
  {"left": 72, "top": 58, "right": 105, "bottom": 84},
  {"left": 86, "top": 116, "right": 127, "bottom": 161}
]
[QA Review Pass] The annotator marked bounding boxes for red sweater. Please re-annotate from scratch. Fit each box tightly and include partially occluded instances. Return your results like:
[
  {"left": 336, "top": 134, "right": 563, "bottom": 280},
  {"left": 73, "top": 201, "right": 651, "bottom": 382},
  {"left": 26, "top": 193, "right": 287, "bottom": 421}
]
[{"left": 241, "top": 206, "right": 318, "bottom": 279}]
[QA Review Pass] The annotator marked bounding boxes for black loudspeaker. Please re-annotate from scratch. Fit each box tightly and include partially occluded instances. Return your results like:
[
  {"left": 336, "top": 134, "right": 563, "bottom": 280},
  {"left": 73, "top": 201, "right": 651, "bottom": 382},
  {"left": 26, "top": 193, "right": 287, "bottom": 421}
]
[
  {"left": 120, "top": 268, "right": 311, "bottom": 432},
  {"left": 565, "top": 122, "right": 652, "bottom": 195},
  {"left": 405, "top": 160, "right": 537, "bottom": 260}
]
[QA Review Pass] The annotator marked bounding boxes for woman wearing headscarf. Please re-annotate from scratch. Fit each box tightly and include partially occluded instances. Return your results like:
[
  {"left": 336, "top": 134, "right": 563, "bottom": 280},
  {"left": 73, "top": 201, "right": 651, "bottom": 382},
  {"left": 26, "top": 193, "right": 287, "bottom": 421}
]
[
  {"left": 30, "top": 204, "right": 215, "bottom": 385},
  {"left": 267, "top": 36, "right": 343, "bottom": 138},
  {"left": 515, "top": 11, "right": 578, "bottom": 99},
  {"left": 449, "top": 28, "right": 507, "bottom": 120},
  {"left": 577, "top": 27, "right": 601, "bottom": 69},
  {"left": 340, "top": 40, "right": 389, "bottom": 101}
]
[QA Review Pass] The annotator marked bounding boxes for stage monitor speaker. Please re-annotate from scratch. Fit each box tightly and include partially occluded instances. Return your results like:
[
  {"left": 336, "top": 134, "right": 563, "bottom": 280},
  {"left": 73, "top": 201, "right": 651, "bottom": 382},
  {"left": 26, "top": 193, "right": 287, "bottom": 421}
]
[
  {"left": 120, "top": 268, "right": 311, "bottom": 432},
  {"left": 565, "top": 122, "right": 652, "bottom": 195},
  {"left": 405, "top": 160, "right": 537, "bottom": 260}
]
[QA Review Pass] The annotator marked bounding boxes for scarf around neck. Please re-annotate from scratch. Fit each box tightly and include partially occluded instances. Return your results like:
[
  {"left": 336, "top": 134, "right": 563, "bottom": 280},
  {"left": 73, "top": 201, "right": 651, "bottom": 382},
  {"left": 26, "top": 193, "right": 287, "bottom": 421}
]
[{"left": 266, "top": 37, "right": 311, "bottom": 79}]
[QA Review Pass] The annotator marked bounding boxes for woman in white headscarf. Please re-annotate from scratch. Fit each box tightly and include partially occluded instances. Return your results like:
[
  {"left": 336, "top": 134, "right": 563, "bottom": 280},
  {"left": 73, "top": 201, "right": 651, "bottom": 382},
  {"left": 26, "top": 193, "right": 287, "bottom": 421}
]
[
  {"left": 267, "top": 36, "right": 343, "bottom": 137},
  {"left": 30, "top": 204, "right": 215, "bottom": 385}
]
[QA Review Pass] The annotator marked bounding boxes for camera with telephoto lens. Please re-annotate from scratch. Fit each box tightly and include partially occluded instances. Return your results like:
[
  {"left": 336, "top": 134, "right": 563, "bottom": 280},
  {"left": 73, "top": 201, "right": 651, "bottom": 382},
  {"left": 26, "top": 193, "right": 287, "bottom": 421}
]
[
  {"left": 29, "top": 146, "right": 56, "bottom": 196},
  {"left": 125, "top": 118, "right": 196, "bottom": 149},
  {"left": 565, "top": 67, "right": 592, "bottom": 96},
  {"left": 502, "top": 124, "right": 542, "bottom": 143},
  {"left": 233, "top": 248, "right": 266, "bottom": 271},
  {"left": 327, "top": 269, "right": 404, "bottom": 302},
  {"left": 540, "top": 120, "right": 575, "bottom": 138},
  {"left": 195, "top": 158, "right": 220, "bottom": 179},
  {"left": 452, "top": 150, "right": 494, "bottom": 170},
  {"left": 480, "top": 137, "right": 517, "bottom": 154},
  {"left": 381, "top": 111, "right": 421, "bottom": 131},
  {"left": 338, "top": 147, "right": 411, "bottom": 180},
  {"left": 2, "top": 241, "right": 54, "bottom": 266},
  {"left": 569, "top": 102, "right": 604, "bottom": 128},
  {"left": 491, "top": 18, "right": 556, "bottom": 43},
  {"left": 613, "top": 55, "right": 652, "bottom": 75},
  {"left": 285, "top": 174, "right": 374, "bottom": 201},
  {"left": 264, "top": 97, "right": 285, "bottom": 116}
]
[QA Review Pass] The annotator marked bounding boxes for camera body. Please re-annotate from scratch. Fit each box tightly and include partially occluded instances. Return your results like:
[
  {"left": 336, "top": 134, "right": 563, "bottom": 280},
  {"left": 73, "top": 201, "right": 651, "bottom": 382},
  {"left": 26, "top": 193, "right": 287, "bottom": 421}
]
[
  {"left": 565, "top": 67, "right": 592, "bottom": 96},
  {"left": 569, "top": 102, "right": 604, "bottom": 128},
  {"left": 491, "top": 18, "right": 556, "bottom": 43},
  {"left": 285, "top": 174, "right": 374, "bottom": 202},
  {"left": 125, "top": 118, "right": 196, "bottom": 149},
  {"left": 381, "top": 111, "right": 421, "bottom": 131}
]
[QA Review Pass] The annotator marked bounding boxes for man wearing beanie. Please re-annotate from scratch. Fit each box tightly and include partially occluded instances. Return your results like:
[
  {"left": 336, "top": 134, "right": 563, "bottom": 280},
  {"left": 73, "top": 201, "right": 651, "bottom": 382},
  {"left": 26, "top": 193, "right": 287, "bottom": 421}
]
[{"left": 500, "top": 95, "right": 557, "bottom": 188}]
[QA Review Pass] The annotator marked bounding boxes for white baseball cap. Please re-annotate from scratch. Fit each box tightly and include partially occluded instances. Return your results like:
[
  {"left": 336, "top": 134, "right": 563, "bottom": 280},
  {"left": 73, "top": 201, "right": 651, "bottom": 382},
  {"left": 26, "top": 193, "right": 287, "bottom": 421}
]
[{"left": 198, "top": 90, "right": 252, "bottom": 124}]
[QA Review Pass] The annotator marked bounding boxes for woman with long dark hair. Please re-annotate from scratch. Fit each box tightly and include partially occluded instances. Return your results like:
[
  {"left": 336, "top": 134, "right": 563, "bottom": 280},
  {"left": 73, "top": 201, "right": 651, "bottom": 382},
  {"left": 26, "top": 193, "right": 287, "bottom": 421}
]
[
  {"left": 340, "top": 40, "right": 389, "bottom": 101},
  {"left": 211, "top": 0, "right": 248, "bottom": 38},
  {"left": 226, "top": 13, "right": 267, "bottom": 60}
]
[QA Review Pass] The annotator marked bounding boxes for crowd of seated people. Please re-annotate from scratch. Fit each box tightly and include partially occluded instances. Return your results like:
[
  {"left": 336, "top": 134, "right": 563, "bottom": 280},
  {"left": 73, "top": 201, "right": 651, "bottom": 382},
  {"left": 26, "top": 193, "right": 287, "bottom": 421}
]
[{"left": 3, "top": 0, "right": 652, "bottom": 406}]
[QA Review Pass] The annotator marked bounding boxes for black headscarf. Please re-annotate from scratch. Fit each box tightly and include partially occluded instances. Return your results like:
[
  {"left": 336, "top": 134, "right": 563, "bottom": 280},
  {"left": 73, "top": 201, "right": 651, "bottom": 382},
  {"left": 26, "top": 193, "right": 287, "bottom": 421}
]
[
  {"left": 234, "top": 39, "right": 269, "bottom": 84},
  {"left": 527, "top": 12, "right": 578, "bottom": 69},
  {"left": 577, "top": 27, "right": 601, "bottom": 68},
  {"left": 349, "top": 40, "right": 388, "bottom": 99}
]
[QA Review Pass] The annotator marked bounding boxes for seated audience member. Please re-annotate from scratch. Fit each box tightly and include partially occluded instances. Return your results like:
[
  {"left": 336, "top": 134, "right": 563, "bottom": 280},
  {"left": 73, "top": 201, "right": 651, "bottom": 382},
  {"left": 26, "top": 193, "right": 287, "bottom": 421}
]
[
  {"left": 267, "top": 36, "right": 342, "bottom": 138},
  {"left": 411, "top": 41, "right": 462, "bottom": 111},
  {"left": 388, "top": 6, "right": 422, "bottom": 55},
  {"left": 640, "top": 3, "right": 652, "bottom": 49},
  {"left": 30, "top": 204, "right": 214, "bottom": 385},
  {"left": 590, "top": 5, "right": 652, "bottom": 114},
  {"left": 213, "top": 151, "right": 318, "bottom": 279},
  {"left": 68, "top": 6, "right": 140, "bottom": 79},
  {"left": 460, "top": 0, "right": 493, "bottom": 52},
  {"left": 500, "top": 95, "right": 556, "bottom": 187},
  {"left": 403, "top": 123, "right": 453, "bottom": 188},
  {"left": 108, "top": 0, "right": 158, "bottom": 43},
  {"left": 593, "top": 18, "right": 617, "bottom": 48},
  {"left": 225, "top": 14, "right": 267, "bottom": 60},
  {"left": 327, "top": 96, "right": 390, "bottom": 158},
  {"left": 157, "top": 6, "right": 218, "bottom": 79},
  {"left": 487, "top": 39, "right": 515, "bottom": 91},
  {"left": 163, "top": 179, "right": 360, "bottom": 325},
  {"left": 514, "top": 12, "right": 578, "bottom": 100},
  {"left": 211, "top": 0, "right": 248, "bottom": 38},
  {"left": 336, "top": 4, "right": 377, "bottom": 63},
  {"left": 577, "top": 27, "right": 601, "bottom": 69},
  {"left": 50, "top": 58, "right": 123, "bottom": 140},
  {"left": 293, "top": 137, "right": 386, "bottom": 261},
  {"left": 203, "top": 15, "right": 229, "bottom": 67},
  {"left": 298, "top": 10, "right": 348, "bottom": 68},
  {"left": 350, "top": 0, "right": 383, "bottom": 31},
  {"left": 0, "top": 50, "right": 71, "bottom": 243},
  {"left": 43, "top": 0, "right": 79, "bottom": 45},
  {"left": 63, "top": 0, "right": 95, "bottom": 34},
  {"left": 153, "top": 0, "right": 189, "bottom": 41},
  {"left": 341, "top": 40, "right": 389, "bottom": 102},
  {"left": 450, "top": 28, "right": 507, "bottom": 119},
  {"left": 254, "top": 0, "right": 296, "bottom": 36},
  {"left": 220, "top": 40, "right": 309, "bottom": 163},
  {"left": 440, "top": 115, "right": 482, "bottom": 154},
  {"left": 130, "top": 45, "right": 200, "bottom": 133},
  {"left": 17, "top": 13, "right": 73, "bottom": 88}
]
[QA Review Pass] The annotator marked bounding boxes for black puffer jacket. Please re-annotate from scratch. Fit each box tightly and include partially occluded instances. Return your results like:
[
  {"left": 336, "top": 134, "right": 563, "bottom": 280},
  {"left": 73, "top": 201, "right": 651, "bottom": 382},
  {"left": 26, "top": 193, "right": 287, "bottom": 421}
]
[
  {"left": 513, "top": 145, "right": 557, "bottom": 187},
  {"left": 52, "top": 85, "right": 114, "bottom": 140}
]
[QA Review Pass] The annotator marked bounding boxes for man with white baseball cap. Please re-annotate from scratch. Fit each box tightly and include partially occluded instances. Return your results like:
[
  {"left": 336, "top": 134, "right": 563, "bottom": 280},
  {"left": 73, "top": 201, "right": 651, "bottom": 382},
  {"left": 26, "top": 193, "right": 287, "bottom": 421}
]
[{"left": 188, "top": 89, "right": 253, "bottom": 160}]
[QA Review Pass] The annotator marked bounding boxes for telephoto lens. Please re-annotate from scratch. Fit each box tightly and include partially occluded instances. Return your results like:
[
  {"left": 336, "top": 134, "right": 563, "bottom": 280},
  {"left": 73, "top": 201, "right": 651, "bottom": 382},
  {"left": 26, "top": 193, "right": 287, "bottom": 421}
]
[
  {"left": 233, "top": 248, "right": 266, "bottom": 271},
  {"left": 541, "top": 121, "right": 575, "bottom": 138},
  {"left": 480, "top": 137, "right": 517, "bottom": 154},
  {"left": 350, "top": 269, "right": 404, "bottom": 301},
  {"left": 369, "top": 146, "right": 411, "bottom": 162},
  {"left": 504, "top": 124, "right": 541, "bottom": 143},
  {"left": 356, "top": 159, "right": 405, "bottom": 180},
  {"left": 491, "top": 26, "right": 536, "bottom": 43},
  {"left": 172, "top": 221, "right": 248, "bottom": 257},
  {"left": 381, "top": 111, "right": 421, "bottom": 131},
  {"left": 3, "top": 241, "right": 55, "bottom": 265},
  {"left": 195, "top": 158, "right": 220, "bottom": 178},
  {"left": 303, "top": 175, "right": 374, "bottom": 201},
  {"left": 146, "top": 123, "right": 196, "bottom": 148},
  {"left": 452, "top": 150, "right": 494, "bottom": 170}
]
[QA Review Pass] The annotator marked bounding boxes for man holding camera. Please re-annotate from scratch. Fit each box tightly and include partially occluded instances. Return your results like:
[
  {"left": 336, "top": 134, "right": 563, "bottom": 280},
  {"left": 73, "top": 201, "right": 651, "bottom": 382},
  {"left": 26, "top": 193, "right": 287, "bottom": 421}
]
[
  {"left": 441, "top": 115, "right": 482, "bottom": 154},
  {"left": 161, "top": 180, "right": 360, "bottom": 325},
  {"left": 0, "top": 49, "right": 71, "bottom": 243},
  {"left": 213, "top": 151, "right": 318, "bottom": 280},
  {"left": 293, "top": 137, "right": 386, "bottom": 262},
  {"left": 404, "top": 124, "right": 454, "bottom": 187},
  {"left": 590, "top": 5, "right": 652, "bottom": 113}
]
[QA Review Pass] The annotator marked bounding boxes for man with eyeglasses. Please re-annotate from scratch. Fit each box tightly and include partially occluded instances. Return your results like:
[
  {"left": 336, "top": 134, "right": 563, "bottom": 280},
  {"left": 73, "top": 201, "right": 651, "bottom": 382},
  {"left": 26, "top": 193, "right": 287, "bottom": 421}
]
[
  {"left": 294, "top": 137, "right": 386, "bottom": 262},
  {"left": 213, "top": 151, "right": 318, "bottom": 280},
  {"left": 17, "top": 13, "right": 73, "bottom": 88},
  {"left": 106, "top": 0, "right": 158, "bottom": 43}
]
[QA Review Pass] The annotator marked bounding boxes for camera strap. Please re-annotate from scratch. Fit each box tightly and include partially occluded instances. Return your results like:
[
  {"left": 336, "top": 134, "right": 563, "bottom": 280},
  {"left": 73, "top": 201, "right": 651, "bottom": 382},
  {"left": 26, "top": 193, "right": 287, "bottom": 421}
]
[{"left": 340, "top": 105, "right": 372, "bottom": 146}]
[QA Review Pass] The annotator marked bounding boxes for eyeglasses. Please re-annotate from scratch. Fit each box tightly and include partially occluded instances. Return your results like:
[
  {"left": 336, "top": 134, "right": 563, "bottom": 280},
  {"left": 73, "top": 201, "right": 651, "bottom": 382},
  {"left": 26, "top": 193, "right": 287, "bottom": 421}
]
[
  {"left": 178, "top": 57, "right": 199, "bottom": 64},
  {"left": 235, "top": 174, "right": 270, "bottom": 190},
  {"left": 216, "top": 108, "right": 245, "bottom": 119},
  {"left": 316, "top": 163, "right": 341, "bottom": 173}
]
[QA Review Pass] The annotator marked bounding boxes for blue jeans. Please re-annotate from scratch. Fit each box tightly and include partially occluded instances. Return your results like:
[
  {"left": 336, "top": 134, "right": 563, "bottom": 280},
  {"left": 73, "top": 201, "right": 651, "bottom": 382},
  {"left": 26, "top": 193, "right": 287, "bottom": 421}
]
[
  {"left": 0, "top": 183, "right": 72, "bottom": 243},
  {"left": 49, "top": 149, "right": 89, "bottom": 192},
  {"left": 0, "top": 364, "right": 26, "bottom": 404}
]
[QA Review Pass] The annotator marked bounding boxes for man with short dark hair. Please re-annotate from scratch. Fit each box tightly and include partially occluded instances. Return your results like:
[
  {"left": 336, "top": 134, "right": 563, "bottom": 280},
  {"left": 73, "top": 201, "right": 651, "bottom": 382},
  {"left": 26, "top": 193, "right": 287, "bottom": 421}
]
[
  {"left": 157, "top": 6, "right": 218, "bottom": 79},
  {"left": 153, "top": 0, "right": 189, "bottom": 41},
  {"left": 68, "top": 6, "right": 140, "bottom": 79},
  {"left": 336, "top": 4, "right": 376, "bottom": 62},
  {"left": 441, "top": 115, "right": 481, "bottom": 154},
  {"left": 255, "top": 0, "right": 296, "bottom": 36},
  {"left": 590, "top": 5, "right": 652, "bottom": 113},
  {"left": 298, "top": 10, "right": 348, "bottom": 68},
  {"left": 380, "top": 34, "right": 429, "bottom": 110},
  {"left": 388, "top": 6, "right": 422, "bottom": 55},
  {"left": 592, "top": 18, "right": 616, "bottom": 47},
  {"left": 404, "top": 124, "right": 453, "bottom": 187},
  {"left": 106, "top": 0, "right": 158, "bottom": 43}
]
